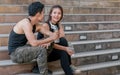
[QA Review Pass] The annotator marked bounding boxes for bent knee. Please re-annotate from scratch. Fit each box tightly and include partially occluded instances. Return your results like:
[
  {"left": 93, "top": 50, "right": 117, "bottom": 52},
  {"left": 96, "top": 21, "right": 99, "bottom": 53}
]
[{"left": 59, "top": 37, "right": 68, "bottom": 46}]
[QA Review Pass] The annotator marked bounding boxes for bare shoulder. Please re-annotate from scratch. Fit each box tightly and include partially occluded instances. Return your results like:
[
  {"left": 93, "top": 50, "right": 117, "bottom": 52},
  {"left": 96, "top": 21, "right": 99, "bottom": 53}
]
[
  {"left": 42, "top": 23, "right": 49, "bottom": 29},
  {"left": 20, "top": 18, "right": 32, "bottom": 31},
  {"left": 13, "top": 18, "right": 31, "bottom": 34},
  {"left": 20, "top": 18, "right": 31, "bottom": 27}
]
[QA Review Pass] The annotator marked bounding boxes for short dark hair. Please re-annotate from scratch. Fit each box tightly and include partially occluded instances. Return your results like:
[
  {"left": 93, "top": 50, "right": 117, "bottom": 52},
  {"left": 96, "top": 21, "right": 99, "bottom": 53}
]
[{"left": 28, "top": 2, "right": 44, "bottom": 16}]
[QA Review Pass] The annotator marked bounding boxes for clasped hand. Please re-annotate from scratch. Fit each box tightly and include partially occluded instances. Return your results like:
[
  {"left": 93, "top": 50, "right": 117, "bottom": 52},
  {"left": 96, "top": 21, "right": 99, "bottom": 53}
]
[
  {"left": 39, "top": 43, "right": 51, "bottom": 49},
  {"left": 66, "top": 47, "right": 75, "bottom": 56}
]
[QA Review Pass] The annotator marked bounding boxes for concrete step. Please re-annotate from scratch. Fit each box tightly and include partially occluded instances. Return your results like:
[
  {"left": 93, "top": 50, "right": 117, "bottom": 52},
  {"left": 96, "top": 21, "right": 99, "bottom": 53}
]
[
  {"left": 0, "top": 0, "right": 36, "bottom": 5},
  {"left": 1, "top": 45, "right": 120, "bottom": 60},
  {"left": 79, "top": 1, "right": 120, "bottom": 8},
  {"left": 1, "top": 32, "right": 120, "bottom": 46},
  {"left": 0, "top": 46, "right": 9, "bottom": 60},
  {"left": 17, "top": 60, "right": 120, "bottom": 75},
  {"left": 1, "top": 13, "right": 120, "bottom": 23},
  {"left": 0, "top": 47, "right": 119, "bottom": 74},
  {"left": 1, "top": 0, "right": 120, "bottom": 7},
  {"left": 1, "top": 27, "right": 120, "bottom": 34},
  {"left": 63, "top": 21, "right": 120, "bottom": 31},
  {"left": 0, "top": 37, "right": 8, "bottom": 46},
  {"left": 0, "top": 5, "right": 120, "bottom": 14},
  {"left": 62, "top": 21, "right": 120, "bottom": 24},
  {"left": 1, "top": 21, "right": 120, "bottom": 34},
  {"left": 0, "top": 5, "right": 28, "bottom": 13},
  {"left": 0, "top": 24, "right": 13, "bottom": 34},
  {"left": 71, "top": 38, "right": 120, "bottom": 45},
  {"left": 1, "top": 28, "right": 120, "bottom": 35},
  {"left": 1, "top": 28, "right": 120, "bottom": 46},
  {"left": 0, "top": 60, "right": 35, "bottom": 75},
  {"left": 0, "top": 46, "right": 8, "bottom": 60},
  {"left": 41, "top": 0, "right": 120, "bottom": 7},
  {"left": 53, "top": 60, "right": 120, "bottom": 75},
  {"left": 62, "top": 14, "right": 120, "bottom": 22}
]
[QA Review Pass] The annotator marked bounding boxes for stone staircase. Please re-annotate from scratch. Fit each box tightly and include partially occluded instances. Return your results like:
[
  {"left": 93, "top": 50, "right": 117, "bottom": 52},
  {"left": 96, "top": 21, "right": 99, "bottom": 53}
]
[{"left": 1, "top": 0, "right": 120, "bottom": 75}]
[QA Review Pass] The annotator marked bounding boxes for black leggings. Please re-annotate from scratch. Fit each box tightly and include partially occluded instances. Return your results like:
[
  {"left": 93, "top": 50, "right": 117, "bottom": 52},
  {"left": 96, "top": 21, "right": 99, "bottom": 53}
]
[{"left": 47, "top": 37, "right": 73, "bottom": 75}]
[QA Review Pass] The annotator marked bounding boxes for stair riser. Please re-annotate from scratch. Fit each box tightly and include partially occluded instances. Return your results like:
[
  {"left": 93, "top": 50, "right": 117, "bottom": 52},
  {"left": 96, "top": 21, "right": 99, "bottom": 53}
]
[
  {"left": 0, "top": 0, "right": 36, "bottom": 5},
  {"left": 0, "top": 51, "right": 9, "bottom": 60},
  {"left": 0, "top": 37, "right": 8, "bottom": 46},
  {"left": 0, "top": 63, "right": 34, "bottom": 75},
  {"left": 0, "top": 25, "right": 13, "bottom": 34},
  {"left": 1, "top": 23, "right": 120, "bottom": 34},
  {"left": 74, "top": 42, "right": 120, "bottom": 52},
  {"left": 1, "top": 32, "right": 120, "bottom": 46},
  {"left": 1, "top": 15, "right": 120, "bottom": 23},
  {"left": 1, "top": 0, "right": 120, "bottom": 8},
  {"left": 41, "top": 0, "right": 120, "bottom": 7},
  {"left": 64, "top": 23, "right": 120, "bottom": 31},
  {"left": 0, "top": 6, "right": 120, "bottom": 14},
  {"left": 0, "top": 6, "right": 27, "bottom": 13}
]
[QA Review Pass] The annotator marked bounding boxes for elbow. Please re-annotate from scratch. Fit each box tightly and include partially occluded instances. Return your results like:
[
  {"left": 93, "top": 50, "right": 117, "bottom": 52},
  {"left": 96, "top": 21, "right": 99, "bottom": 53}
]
[
  {"left": 60, "top": 35, "right": 65, "bottom": 38},
  {"left": 29, "top": 41, "right": 38, "bottom": 47}
]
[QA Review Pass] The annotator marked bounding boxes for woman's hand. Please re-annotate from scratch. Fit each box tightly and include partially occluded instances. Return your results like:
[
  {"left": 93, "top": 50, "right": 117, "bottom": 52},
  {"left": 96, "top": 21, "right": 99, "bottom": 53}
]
[
  {"left": 39, "top": 43, "right": 51, "bottom": 49},
  {"left": 66, "top": 47, "right": 74, "bottom": 56}
]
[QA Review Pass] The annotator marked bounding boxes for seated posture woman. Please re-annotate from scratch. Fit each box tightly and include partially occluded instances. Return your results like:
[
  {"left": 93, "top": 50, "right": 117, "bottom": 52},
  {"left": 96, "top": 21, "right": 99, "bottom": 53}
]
[{"left": 37, "top": 5, "right": 81, "bottom": 75}]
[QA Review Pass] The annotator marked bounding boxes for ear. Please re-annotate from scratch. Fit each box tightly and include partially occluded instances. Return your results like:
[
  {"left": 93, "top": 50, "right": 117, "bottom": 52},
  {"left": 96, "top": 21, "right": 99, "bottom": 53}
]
[{"left": 36, "top": 12, "right": 40, "bottom": 15}]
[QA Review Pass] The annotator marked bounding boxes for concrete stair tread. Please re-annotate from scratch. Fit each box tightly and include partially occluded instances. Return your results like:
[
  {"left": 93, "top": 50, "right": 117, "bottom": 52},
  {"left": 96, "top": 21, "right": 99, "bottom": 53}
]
[
  {"left": 1, "top": 37, "right": 120, "bottom": 46},
  {"left": 17, "top": 73, "right": 40, "bottom": 75},
  {"left": 0, "top": 21, "right": 120, "bottom": 26},
  {"left": 0, "top": 59, "right": 35, "bottom": 75},
  {"left": 1, "top": 29, "right": 120, "bottom": 37},
  {"left": 0, "top": 60, "right": 17, "bottom": 66},
  {"left": 65, "top": 29, "right": 120, "bottom": 34},
  {"left": 1, "top": 14, "right": 120, "bottom": 23},
  {"left": 1, "top": 13, "right": 120, "bottom": 15},
  {"left": 0, "top": 34, "right": 9, "bottom": 37},
  {"left": 62, "top": 21, "right": 120, "bottom": 24},
  {"left": 71, "top": 38, "right": 120, "bottom": 45},
  {"left": 0, "top": 46, "right": 120, "bottom": 59},
  {"left": 53, "top": 60, "right": 120, "bottom": 74},
  {"left": 0, "top": 0, "right": 119, "bottom": 75},
  {"left": 17, "top": 60, "right": 120, "bottom": 75},
  {"left": 0, "top": 46, "right": 7, "bottom": 51},
  {"left": 0, "top": 60, "right": 35, "bottom": 66},
  {"left": 72, "top": 48, "right": 120, "bottom": 58}
]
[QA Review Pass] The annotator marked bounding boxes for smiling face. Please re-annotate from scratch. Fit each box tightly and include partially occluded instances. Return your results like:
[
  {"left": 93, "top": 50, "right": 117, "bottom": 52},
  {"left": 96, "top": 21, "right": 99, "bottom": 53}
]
[
  {"left": 47, "top": 5, "right": 63, "bottom": 24},
  {"left": 50, "top": 8, "right": 62, "bottom": 24}
]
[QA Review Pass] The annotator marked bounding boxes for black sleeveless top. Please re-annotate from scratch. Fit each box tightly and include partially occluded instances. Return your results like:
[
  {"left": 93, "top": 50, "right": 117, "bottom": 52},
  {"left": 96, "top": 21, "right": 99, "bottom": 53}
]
[
  {"left": 37, "top": 21, "right": 59, "bottom": 39},
  {"left": 8, "top": 18, "right": 36, "bottom": 54}
]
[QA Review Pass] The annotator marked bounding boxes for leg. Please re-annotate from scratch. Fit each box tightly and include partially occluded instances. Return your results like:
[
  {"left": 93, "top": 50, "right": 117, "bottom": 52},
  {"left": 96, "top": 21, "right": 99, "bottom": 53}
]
[
  {"left": 37, "top": 47, "right": 48, "bottom": 75},
  {"left": 58, "top": 38, "right": 81, "bottom": 75},
  {"left": 10, "top": 44, "right": 48, "bottom": 75},
  {"left": 58, "top": 37, "right": 72, "bottom": 65},
  {"left": 48, "top": 37, "right": 73, "bottom": 75}
]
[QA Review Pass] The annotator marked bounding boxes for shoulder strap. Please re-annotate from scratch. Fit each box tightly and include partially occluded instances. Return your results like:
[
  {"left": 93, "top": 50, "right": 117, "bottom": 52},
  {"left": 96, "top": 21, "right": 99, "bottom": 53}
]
[
  {"left": 27, "top": 17, "right": 31, "bottom": 22},
  {"left": 27, "top": 18, "right": 36, "bottom": 33}
]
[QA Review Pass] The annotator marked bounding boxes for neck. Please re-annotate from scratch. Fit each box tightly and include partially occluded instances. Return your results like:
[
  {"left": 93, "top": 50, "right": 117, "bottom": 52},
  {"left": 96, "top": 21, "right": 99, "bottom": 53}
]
[
  {"left": 50, "top": 20, "right": 57, "bottom": 25},
  {"left": 28, "top": 16, "right": 36, "bottom": 25}
]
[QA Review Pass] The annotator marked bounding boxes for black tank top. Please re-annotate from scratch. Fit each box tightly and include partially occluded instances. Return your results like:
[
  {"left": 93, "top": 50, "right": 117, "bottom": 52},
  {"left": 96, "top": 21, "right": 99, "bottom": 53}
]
[
  {"left": 8, "top": 18, "right": 36, "bottom": 54},
  {"left": 37, "top": 21, "right": 59, "bottom": 39}
]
